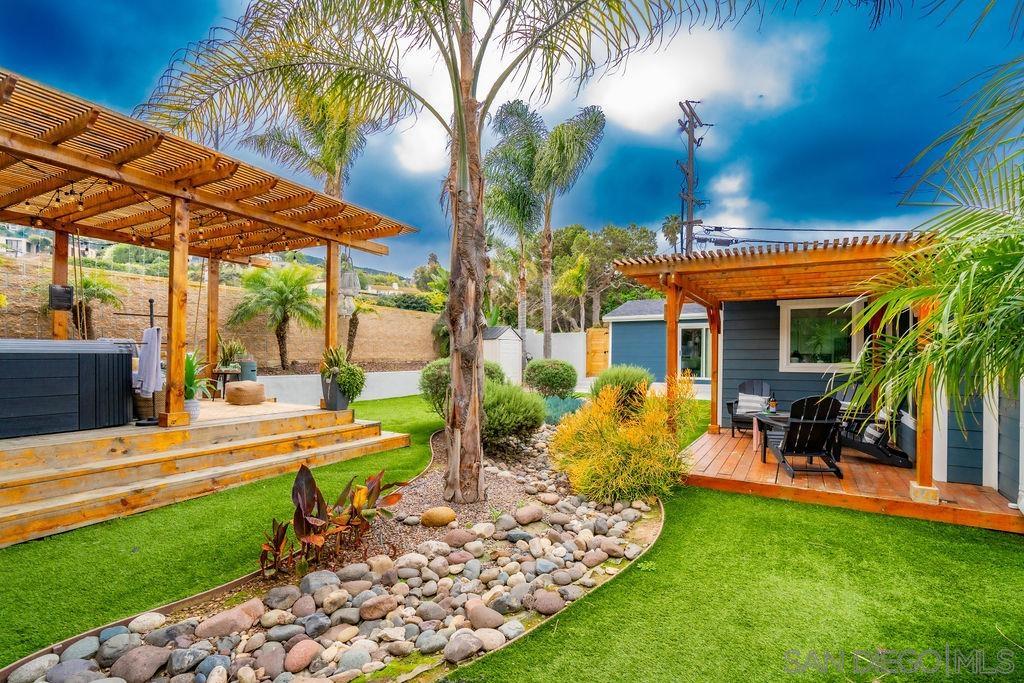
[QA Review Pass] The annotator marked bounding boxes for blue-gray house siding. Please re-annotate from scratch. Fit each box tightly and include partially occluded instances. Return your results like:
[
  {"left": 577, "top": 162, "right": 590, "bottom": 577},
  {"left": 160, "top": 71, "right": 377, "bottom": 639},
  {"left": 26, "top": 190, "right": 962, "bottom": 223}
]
[
  {"left": 609, "top": 319, "right": 711, "bottom": 383},
  {"left": 998, "top": 390, "right": 1020, "bottom": 501},
  {"left": 947, "top": 397, "right": 984, "bottom": 485},
  {"left": 721, "top": 300, "right": 839, "bottom": 425}
]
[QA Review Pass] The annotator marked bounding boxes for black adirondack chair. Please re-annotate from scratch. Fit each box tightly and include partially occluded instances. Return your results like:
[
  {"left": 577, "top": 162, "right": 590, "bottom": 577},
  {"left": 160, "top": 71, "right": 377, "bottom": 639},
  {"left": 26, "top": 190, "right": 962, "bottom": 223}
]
[
  {"left": 835, "top": 385, "right": 913, "bottom": 468},
  {"left": 726, "top": 379, "right": 771, "bottom": 437},
  {"left": 765, "top": 395, "right": 843, "bottom": 479}
]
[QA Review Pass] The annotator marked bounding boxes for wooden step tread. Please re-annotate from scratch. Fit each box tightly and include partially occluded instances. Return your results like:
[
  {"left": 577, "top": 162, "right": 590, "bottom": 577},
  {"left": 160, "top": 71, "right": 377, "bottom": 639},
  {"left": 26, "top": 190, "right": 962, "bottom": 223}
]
[
  {"left": 0, "top": 431, "right": 409, "bottom": 524},
  {"left": 0, "top": 420, "right": 382, "bottom": 489}
]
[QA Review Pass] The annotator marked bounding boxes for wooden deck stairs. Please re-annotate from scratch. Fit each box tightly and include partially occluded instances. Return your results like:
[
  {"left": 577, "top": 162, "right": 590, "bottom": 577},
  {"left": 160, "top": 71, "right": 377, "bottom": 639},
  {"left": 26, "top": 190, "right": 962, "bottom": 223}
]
[{"left": 0, "top": 408, "right": 409, "bottom": 547}]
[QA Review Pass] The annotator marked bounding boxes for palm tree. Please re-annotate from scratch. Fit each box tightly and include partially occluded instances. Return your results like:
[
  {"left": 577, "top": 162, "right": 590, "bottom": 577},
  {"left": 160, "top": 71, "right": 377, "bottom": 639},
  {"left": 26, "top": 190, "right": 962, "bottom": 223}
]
[
  {"left": 72, "top": 273, "right": 124, "bottom": 340},
  {"left": 228, "top": 263, "right": 323, "bottom": 369},
  {"left": 138, "top": 0, "right": 711, "bottom": 503},
  {"left": 241, "top": 93, "right": 368, "bottom": 200},
  {"left": 484, "top": 100, "right": 604, "bottom": 357},
  {"left": 844, "top": 47, "right": 1024, "bottom": 418},
  {"left": 485, "top": 101, "right": 544, "bottom": 376},
  {"left": 662, "top": 215, "right": 681, "bottom": 253},
  {"left": 554, "top": 253, "right": 589, "bottom": 331}
]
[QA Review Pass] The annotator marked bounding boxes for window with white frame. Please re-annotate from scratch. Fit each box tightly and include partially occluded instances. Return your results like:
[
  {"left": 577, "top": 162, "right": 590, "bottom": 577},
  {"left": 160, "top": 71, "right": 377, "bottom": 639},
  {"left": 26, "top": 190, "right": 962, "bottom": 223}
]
[{"left": 778, "top": 298, "right": 863, "bottom": 373}]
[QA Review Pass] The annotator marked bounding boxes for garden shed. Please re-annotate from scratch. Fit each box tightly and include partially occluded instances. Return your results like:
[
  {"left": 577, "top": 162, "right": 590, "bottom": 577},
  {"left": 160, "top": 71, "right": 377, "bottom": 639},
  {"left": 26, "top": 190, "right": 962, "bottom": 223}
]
[{"left": 483, "top": 326, "right": 523, "bottom": 385}]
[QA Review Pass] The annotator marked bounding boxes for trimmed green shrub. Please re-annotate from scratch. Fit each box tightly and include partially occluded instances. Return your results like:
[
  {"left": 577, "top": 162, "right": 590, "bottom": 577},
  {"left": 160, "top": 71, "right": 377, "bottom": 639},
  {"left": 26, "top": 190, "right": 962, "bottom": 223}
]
[
  {"left": 590, "top": 364, "right": 654, "bottom": 414},
  {"left": 544, "top": 395, "right": 584, "bottom": 425},
  {"left": 482, "top": 380, "right": 546, "bottom": 452},
  {"left": 524, "top": 359, "right": 578, "bottom": 398},
  {"left": 418, "top": 358, "right": 507, "bottom": 418}
]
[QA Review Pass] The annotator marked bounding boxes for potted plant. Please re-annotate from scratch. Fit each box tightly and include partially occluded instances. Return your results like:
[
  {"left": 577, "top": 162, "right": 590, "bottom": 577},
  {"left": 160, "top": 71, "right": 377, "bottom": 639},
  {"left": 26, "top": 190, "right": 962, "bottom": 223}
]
[
  {"left": 184, "top": 351, "right": 214, "bottom": 421},
  {"left": 320, "top": 346, "right": 366, "bottom": 410},
  {"left": 217, "top": 337, "right": 247, "bottom": 372}
]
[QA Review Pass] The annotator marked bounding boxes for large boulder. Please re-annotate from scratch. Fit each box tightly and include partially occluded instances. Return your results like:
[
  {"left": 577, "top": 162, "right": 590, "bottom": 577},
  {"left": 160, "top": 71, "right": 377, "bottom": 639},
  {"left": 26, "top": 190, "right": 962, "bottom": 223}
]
[
  {"left": 299, "top": 570, "right": 340, "bottom": 595},
  {"left": 444, "top": 633, "right": 483, "bottom": 663},
  {"left": 421, "top": 507, "right": 456, "bottom": 527},
  {"left": 194, "top": 598, "right": 265, "bottom": 638},
  {"left": 358, "top": 594, "right": 398, "bottom": 621},
  {"left": 109, "top": 646, "right": 171, "bottom": 683},
  {"left": 284, "top": 640, "right": 322, "bottom": 673},
  {"left": 8, "top": 655, "right": 58, "bottom": 683}
]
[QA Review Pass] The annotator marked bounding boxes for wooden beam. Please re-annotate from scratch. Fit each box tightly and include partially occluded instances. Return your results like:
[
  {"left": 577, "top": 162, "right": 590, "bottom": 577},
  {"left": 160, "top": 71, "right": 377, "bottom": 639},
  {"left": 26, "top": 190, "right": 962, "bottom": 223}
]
[
  {"left": 178, "top": 160, "right": 239, "bottom": 189},
  {"left": 0, "top": 129, "right": 386, "bottom": 254},
  {"left": 99, "top": 207, "right": 170, "bottom": 231},
  {"left": 284, "top": 205, "right": 345, "bottom": 222},
  {"left": 913, "top": 301, "right": 938, "bottom": 503},
  {"left": 44, "top": 155, "right": 219, "bottom": 220},
  {"left": 707, "top": 306, "right": 721, "bottom": 435},
  {"left": 206, "top": 259, "right": 220, "bottom": 383},
  {"left": 325, "top": 242, "right": 339, "bottom": 351},
  {"left": 0, "top": 133, "right": 163, "bottom": 209},
  {"left": 665, "top": 281, "right": 682, "bottom": 432},
  {"left": 218, "top": 177, "right": 278, "bottom": 201},
  {"left": 51, "top": 231, "right": 69, "bottom": 340},
  {"left": 160, "top": 197, "right": 190, "bottom": 427},
  {"left": 0, "top": 108, "right": 98, "bottom": 171},
  {"left": 0, "top": 75, "right": 16, "bottom": 105}
]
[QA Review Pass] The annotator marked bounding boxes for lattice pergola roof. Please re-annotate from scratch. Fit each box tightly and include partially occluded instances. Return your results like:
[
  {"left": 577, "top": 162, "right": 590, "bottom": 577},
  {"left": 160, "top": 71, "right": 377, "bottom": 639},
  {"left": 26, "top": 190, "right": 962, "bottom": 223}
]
[
  {"left": 0, "top": 71, "right": 417, "bottom": 265},
  {"left": 615, "top": 233, "right": 927, "bottom": 307}
]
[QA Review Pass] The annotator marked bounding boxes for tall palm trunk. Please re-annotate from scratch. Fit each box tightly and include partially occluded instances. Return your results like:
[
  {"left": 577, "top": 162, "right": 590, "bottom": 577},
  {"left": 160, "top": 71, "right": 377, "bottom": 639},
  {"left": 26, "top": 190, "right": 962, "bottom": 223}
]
[
  {"left": 275, "top": 312, "right": 291, "bottom": 369},
  {"left": 517, "top": 237, "right": 528, "bottom": 378},
  {"left": 591, "top": 292, "right": 602, "bottom": 328},
  {"left": 541, "top": 194, "right": 553, "bottom": 358},
  {"left": 579, "top": 294, "right": 586, "bottom": 331},
  {"left": 444, "top": 17, "right": 486, "bottom": 504}
]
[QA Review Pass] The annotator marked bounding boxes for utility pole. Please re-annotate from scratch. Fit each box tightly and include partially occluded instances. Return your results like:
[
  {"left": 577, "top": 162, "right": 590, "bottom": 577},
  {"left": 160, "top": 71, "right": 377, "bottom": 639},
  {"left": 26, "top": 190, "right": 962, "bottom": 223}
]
[{"left": 677, "top": 100, "right": 711, "bottom": 255}]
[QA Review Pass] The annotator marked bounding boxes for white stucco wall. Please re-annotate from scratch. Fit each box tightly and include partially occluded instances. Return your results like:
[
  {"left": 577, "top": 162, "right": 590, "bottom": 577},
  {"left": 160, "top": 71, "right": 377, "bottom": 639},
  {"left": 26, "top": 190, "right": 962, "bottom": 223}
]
[{"left": 259, "top": 370, "right": 422, "bottom": 406}]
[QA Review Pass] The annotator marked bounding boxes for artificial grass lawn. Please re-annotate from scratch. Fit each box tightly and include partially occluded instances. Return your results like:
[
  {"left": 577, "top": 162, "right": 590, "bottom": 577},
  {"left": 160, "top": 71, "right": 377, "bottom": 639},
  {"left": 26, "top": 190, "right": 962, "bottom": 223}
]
[
  {"left": 457, "top": 491, "right": 1024, "bottom": 682},
  {"left": 0, "top": 395, "right": 439, "bottom": 668}
]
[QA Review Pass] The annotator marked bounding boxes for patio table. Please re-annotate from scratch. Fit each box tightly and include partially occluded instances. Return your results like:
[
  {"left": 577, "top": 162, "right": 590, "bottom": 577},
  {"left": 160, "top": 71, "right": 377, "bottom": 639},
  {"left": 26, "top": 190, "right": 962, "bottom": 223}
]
[{"left": 752, "top": 412, "right": 789, "bottom": 461}]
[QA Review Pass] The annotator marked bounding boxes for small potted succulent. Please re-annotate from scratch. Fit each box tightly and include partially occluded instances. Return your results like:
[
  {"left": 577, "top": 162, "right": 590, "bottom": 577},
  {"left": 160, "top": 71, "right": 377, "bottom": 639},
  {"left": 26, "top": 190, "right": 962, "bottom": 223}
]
[
  {"left": 320, "top": 346, "right": 366, "bottom": 411},
  {"left": 184, "top": 350, "right": 214, "bottom": 421}
]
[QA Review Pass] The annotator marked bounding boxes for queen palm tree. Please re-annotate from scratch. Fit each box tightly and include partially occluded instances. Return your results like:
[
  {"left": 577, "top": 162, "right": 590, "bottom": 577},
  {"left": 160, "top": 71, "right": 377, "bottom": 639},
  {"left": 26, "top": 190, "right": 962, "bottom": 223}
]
[
  {"left": 662, "top": 215, "right": 681, "bottom": 254},
  {"left": 485, "top": 101, "right": 543, "bottom": 376},
  {"left": 483, "top": 100, "right": 604, "bottom": 357},
  {"left": 138, "top": 0, "right": 689, "bottom": 503},
  {"left": 228, "top": 262, "right": 323, "bottom": 369}
]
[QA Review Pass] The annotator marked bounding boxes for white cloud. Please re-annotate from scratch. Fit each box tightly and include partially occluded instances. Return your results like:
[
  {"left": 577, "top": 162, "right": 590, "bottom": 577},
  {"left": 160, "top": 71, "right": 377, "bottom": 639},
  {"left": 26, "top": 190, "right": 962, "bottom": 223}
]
[{"left": 579, "top": 29, "right": 822, "bottom": 135}]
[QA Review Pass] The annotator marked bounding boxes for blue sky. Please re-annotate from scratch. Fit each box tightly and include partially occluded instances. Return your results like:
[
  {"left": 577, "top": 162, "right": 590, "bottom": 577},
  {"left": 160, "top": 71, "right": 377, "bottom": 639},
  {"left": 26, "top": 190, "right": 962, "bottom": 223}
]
[{"left": 0, "top": 1, "right": 1015, "bottom": 274}]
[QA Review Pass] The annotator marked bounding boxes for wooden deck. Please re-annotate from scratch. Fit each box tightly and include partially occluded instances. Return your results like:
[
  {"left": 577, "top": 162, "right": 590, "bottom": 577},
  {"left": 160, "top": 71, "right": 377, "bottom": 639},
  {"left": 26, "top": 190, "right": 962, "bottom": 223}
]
[
  {"left": 687, "top": 432, "right": 1024, "bottom": 534},
  {"left": 0, "top": 401, "right": 409, "bottom": 547}
]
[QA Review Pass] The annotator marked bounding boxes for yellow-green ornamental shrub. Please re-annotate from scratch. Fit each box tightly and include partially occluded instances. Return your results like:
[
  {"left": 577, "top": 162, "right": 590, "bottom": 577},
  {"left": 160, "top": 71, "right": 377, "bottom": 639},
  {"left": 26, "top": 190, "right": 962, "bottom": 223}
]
[
  {"left": 552, "top": 376, "right": 696, "bottom": 502},
  {"left": 590, "top": 364, "right": 654, "bottom": 414}
]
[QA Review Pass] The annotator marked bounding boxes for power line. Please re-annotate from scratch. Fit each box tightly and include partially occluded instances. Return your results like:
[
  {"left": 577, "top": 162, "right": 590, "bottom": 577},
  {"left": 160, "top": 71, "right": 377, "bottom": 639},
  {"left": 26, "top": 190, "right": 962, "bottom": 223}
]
[{"left": 703, "top": 224, "right": 920, "bottom": 234}]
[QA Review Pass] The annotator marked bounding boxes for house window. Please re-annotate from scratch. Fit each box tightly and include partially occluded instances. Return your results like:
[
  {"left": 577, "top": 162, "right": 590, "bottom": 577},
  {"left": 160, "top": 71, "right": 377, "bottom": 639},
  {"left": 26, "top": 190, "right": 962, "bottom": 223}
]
[
  {"left": 778, "top": 298, "right": 863, "bottom": 373},
  {"left": 679, "top": 322, "right": 709, "bottom": 379}
]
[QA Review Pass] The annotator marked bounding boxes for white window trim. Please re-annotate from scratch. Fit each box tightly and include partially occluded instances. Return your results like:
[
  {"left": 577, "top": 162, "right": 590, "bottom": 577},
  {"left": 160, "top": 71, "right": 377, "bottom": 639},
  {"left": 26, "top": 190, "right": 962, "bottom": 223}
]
[
  {"left": 777, "top": 297, "right": 864, "bottom": 374},
  {"left": 678, "top": 321, "right": 710, "bottom": 380}
]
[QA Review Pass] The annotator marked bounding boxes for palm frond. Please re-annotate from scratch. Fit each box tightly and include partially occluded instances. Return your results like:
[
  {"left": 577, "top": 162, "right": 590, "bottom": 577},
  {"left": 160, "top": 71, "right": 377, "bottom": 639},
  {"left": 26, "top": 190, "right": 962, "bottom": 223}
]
[{"left": 533, "top": 105, "right": 605, "bottom": 195}]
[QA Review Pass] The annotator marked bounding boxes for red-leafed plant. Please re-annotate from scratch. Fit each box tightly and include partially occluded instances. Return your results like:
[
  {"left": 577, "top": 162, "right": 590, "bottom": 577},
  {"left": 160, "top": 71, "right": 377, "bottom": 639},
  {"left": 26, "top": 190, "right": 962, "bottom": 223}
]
[
  {"left": 260, "top": 518, "right": 294, "bottom": 577},
  {"left": 292, "top": 465, "right": 329, "bottom": 561}
]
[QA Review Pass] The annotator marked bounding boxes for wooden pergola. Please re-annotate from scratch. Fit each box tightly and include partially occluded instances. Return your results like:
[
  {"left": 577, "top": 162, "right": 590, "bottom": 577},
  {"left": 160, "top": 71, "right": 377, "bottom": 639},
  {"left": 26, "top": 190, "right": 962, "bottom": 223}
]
[
  {"left": 615, "top": 233, "right": 942, "bottom": 502},
  {"left": 0, "top": 71, "right": 416, "bottom": 427}
]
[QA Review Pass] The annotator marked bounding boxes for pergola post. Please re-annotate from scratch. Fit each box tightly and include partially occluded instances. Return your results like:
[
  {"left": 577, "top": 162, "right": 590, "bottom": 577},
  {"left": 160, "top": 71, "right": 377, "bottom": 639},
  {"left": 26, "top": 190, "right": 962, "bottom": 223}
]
[
  {"left": 664, "top": 280, "right": 682, "bottom": 431},
  {"left": 325, "top": 241, "right": 339, "bottom": 351},
  {"left": 206, "top": 258, "right": 219, "bottom": 382},
  {"left": 159, "top": 197, "right": 190, "bottom": 427},
  {"left": 707, "top": 306, "right": 721, "bottom": 435},
  {"left": 51, "top": 231, "right": 69, "bottom": 340},
  {"left": 911, "top": 301, "right": 939, "bottom": 504}
]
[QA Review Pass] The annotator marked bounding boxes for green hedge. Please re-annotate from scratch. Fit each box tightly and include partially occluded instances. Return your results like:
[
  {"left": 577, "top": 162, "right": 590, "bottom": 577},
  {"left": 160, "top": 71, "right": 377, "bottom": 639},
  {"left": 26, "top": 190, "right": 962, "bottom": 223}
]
[
  {"left": 418, "top": 358, "right": 507, "bottom": 418},
  {"left": 524, "top": 359, "right": 577, "bottom": 398},
  {"left": 482, "top": 381, "right": 546, "bottom": 453}
]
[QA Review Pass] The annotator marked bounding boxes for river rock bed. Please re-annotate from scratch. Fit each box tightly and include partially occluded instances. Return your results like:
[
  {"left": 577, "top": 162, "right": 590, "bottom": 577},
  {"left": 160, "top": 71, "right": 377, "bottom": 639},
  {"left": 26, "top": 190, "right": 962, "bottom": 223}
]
[{"left": 10, "top": 426, "right": 660, "bottom": 683}]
